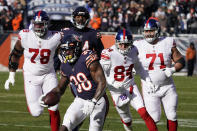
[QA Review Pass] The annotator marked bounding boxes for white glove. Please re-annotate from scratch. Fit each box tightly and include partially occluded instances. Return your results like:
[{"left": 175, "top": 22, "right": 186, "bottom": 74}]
[
  {"left": 113, "top": 81, "right": 124, "bottom": 89},
  {"left": 38, "top": 94, "right": 48, "bottom": 108},
  {"left": 113, "top": 78, "right": 131, "bottom": 89},
  {"left": 4, "top": 72, "right": 16, "bottom": 90},
  {"left": 163, "top": 67, "right": 176, "bottom": 77},
  {"left": 81, "top": 98, "right": 97, "bottom": 115}
]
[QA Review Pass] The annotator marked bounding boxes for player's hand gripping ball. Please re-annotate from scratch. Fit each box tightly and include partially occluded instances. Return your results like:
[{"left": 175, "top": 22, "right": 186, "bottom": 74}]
[{"left": 39, "top": 91, "right": 60, "bottom": 107}]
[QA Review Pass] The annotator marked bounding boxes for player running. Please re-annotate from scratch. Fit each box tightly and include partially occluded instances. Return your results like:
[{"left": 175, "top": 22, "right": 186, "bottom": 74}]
[
  {"left": 41, "top": 34, "right": 107, "bottom": 131},
  {"left": 4, "top": 11, "right": 62, "bottom": 131},
  {"left": 100, "top": 29, "right": 158, "bottom": 131},
  {"left": 134, "top": 17, "right": 185, "bottom": 131}
]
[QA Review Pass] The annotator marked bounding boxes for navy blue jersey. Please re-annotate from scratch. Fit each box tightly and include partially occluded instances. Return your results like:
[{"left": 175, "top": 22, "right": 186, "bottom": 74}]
[
  {"left": 60, "top": 50, "right": 99, "bottom": 100},
  {"left": 62, "top": 27, "right": 104, "bottom": 58}
]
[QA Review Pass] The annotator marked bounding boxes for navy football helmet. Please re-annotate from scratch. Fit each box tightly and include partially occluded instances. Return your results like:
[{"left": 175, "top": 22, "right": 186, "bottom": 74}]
[
  {"left": 143, "top": 17, "right": 160, "bottom": 43},
  {"left": 115, "top": 29, "right": 133, "bottom": 55},
  {"left": 71, "top": 6, "right": 90, "bottom": 29},
  {"left": 59, "top": 34, "right": 82, "bottom": 64},
  {"left": 32, "top": 10, "right": 49, "bottom": 37}
]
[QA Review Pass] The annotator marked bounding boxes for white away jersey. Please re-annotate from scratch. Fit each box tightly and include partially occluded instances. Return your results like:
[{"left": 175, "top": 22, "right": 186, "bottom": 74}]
[
  {"left": 19, "top": 29, "right": 62, "bottom": 75},
  {"left": 133, "top": 37, "right": 176, "bottom": 86},
  {"left": 100, "top": 45, "right": 147, "bottom": 92}
]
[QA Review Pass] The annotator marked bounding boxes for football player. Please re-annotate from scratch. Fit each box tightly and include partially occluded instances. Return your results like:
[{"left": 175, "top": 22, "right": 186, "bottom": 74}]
[
  {"left": 133, "top": 17, "right": 185, "bottom": 131},
  {"left": 54, "top": 6, "right": 104, "bottom": 71},
  {"left": 4, "top": 11, "right": 62, "bottom": 131},
  {"left": 54, "top": 6, "right": 109, "bottom": 131},
  {"left": 42, "top": 34, "right": 107, "bottom": 131},
  {"left": 100, "top": 29, "right": 158, "bottom": 131}
]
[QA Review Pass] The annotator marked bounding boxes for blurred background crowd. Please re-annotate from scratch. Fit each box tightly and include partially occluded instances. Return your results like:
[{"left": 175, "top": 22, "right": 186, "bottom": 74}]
[{"left": 0, "top": 0, "right": 197, "bottom": 36}]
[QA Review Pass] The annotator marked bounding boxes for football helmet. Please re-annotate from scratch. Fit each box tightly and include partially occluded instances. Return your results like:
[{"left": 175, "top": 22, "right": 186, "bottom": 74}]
[
  {"left": 143, "top": 17, "right": 160, "bottom": 43},
  {"left": 71, "top": 6, "right": 90, "bottom": 29},
  {"left": 32, "top": 10, "right": 49, "bottom": 37},
  {"left": 115, "top": 29, "right": 133, "bottom": 55},
  {"left": 59, "top": 34, "right": 82, "bottom": 64}
]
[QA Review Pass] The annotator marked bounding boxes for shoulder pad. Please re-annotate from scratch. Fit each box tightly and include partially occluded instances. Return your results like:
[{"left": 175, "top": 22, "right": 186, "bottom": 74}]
[
  {"left": 84, "top": 50, "right": 99, "bottom": 67},
  {"left": 100, "top": 48, "right": 113, "bottom": 60}
]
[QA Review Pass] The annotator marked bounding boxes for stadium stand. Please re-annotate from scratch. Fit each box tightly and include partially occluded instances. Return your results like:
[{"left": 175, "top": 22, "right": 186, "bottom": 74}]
[{"left": 0, "top": 0, "right": 196, "bottom": 75}]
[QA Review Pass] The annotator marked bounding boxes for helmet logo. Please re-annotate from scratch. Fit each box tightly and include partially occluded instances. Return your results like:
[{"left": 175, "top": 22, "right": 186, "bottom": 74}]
[
  {"left": 77, "top": 12, "right": 85, "bottom": 16},
  {"left": 120, "top": 35, "right": 128, "bottom": 42},
  {"left": 35, "top": 16, "right": 42, "bottom": 22}
]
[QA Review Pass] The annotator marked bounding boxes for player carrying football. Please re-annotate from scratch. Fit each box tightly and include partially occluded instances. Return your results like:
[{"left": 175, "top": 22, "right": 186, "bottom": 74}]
[{"left": 41, "top": 34, "right": 107, "bottom": 131}]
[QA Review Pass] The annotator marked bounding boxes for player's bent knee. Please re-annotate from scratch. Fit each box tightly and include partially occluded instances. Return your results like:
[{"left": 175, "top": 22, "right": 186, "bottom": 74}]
[
  {"left": 89, "top": 126, "right": 102, "bottom": 131},
  {"left": 60, "top": 125, "right": 69, "bottom": 131},
  {"left": 62, "top": 119, "right": 74, "bottom": 131},
  {"left": 166, "top": 112, "right": 177, "bottom": 121},
  {"left": 30, "top": 109, "right": 43, "bottom": 117}
]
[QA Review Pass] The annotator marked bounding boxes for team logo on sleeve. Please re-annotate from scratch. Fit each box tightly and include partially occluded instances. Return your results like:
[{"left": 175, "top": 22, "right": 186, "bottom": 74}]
[{"left": 86, "top": 53, "right": 98, "bottom": 67}]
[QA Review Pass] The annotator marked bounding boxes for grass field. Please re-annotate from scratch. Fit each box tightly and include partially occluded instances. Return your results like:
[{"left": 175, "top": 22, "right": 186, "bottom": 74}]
[{"left": 0, "top": 72, "right": 197, "bottom": 131}]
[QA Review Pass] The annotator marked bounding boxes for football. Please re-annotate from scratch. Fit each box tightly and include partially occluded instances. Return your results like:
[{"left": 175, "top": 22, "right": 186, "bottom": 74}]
[{"left": 42, "top": 91, "right": 60, "bottom": 107}]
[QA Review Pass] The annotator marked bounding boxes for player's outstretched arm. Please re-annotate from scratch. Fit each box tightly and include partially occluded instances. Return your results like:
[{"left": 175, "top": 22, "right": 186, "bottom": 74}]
[
  {"left": 4, "top": 40, "right": 24, "bottom": 90},
  {"left": 50, "top": 72, "right": 69, "bottom": 96},
  {"left": 39, "top": 73, "right": 69, "bottom": 107}
]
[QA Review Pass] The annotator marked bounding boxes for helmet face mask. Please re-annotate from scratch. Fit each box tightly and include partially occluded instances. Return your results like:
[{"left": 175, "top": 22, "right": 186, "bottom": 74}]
[
  {"left": 71, "top": 6, "right": 90, "bottom": 29},
  {"left": 143, "top": 17, "right": 160, "bottom": 43},
  {"left": 59, "top": 35, "right": 82, "bottom": 64},
  {"left": 33, "top": 11, "right": 49, "bottom": 38},
  {"left": 115, "top": 29, "right": 133, "bottom": 55}
]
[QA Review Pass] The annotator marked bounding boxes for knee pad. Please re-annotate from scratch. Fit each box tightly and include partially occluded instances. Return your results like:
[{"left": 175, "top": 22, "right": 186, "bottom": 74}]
[{"left": 166, "top": 111, "right": 177, "bottom": 121}]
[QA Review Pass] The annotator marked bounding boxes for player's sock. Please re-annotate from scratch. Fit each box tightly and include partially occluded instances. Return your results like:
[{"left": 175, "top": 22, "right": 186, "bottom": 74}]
[
  {"left": 167, "top": 120, "right": 178, "bottom": 131},
  {"left": 138, "top": 107, "right": 158, "bottom": 131},
  {"left": 121, "top": 119, "right": 132, "bottom": 131},
  {"left": 48, "top": 110, "right": 60, "bottom": 131}
]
